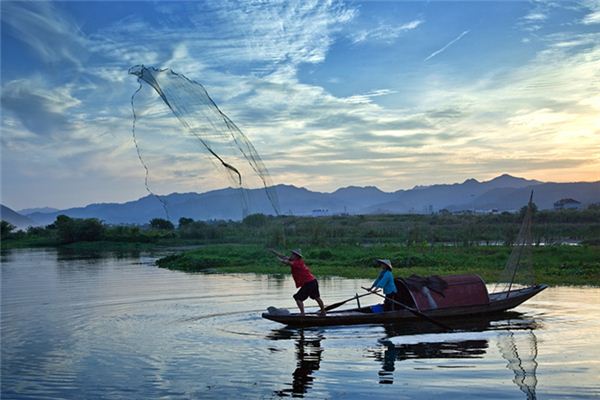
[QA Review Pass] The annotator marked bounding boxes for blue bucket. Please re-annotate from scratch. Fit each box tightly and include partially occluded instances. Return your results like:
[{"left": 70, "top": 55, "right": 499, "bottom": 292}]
[{"left": 371, "top": 304, "right": 384, "bottom": 313}]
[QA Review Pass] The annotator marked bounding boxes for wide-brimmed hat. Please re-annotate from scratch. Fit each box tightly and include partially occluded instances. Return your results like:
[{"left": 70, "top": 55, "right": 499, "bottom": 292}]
[
  {"left": 376, "top": 259, "right": 392, "bottom": 270},
  {"left": 291, "top": 249, "right": 303, "bottom": 258}
]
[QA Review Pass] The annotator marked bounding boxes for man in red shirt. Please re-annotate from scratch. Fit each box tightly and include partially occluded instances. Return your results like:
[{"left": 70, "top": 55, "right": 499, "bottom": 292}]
[{"left": 276, "top": 249, "right": 326, "bottom": 316}]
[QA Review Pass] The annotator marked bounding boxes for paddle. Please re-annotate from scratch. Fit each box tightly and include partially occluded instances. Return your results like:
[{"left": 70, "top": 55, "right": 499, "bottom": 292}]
[
  {"left": 361, "top": 287, "right": 453, "bottom": 332},
  {"left": 324, "top": 291, "right": 376, "bottom": 312}
]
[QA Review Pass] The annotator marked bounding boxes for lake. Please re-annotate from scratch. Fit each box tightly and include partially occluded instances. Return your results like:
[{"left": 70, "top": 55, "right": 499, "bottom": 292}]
[{"left": 2, "top": 248, "right": 599, "bottom": 399}]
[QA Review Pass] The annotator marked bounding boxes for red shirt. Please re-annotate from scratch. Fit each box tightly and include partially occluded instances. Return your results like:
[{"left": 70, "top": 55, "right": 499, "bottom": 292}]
[{"left": 290, "top": 259, "right": 315, "bottom": 288}]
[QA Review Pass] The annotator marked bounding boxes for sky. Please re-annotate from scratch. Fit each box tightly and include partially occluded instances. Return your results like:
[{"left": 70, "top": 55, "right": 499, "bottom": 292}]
[{"left": 1, "top": 0, "right": 599, "bottom": 210}]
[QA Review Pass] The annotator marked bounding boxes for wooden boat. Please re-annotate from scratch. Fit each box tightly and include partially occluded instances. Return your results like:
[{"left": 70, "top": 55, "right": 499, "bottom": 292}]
[
  {"left": 261, "top": 282, "right": 547, "bottom": 327},
  {"left": 263, "top": 193, "right": 546, "bottom": 328}
]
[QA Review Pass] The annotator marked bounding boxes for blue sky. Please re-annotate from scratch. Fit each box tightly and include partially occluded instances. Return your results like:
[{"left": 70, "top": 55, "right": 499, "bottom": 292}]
[{"left": 1, "top": 1, "right": 599, "bottom": 209}]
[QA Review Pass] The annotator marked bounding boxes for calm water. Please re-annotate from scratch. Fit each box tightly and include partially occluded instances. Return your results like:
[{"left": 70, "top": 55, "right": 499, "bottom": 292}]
[{"left": 1, "top": 248, "right": 599, "bottom": 399}]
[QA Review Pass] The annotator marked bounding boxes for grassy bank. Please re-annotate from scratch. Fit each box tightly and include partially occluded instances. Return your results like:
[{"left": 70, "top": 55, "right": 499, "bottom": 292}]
[{"left": 156, "top": 243, "right": 600, "bottom": 286}]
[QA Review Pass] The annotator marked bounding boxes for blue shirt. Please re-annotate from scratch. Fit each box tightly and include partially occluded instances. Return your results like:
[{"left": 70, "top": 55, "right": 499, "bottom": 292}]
[{"left": 373, "top": 270, "right": 397, "bottom": 295}]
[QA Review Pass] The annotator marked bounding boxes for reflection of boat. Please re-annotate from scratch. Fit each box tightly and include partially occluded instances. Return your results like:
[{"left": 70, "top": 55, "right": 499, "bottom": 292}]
[
  {"left": 371, "top": 314, "right": 540, "bottom": 393},
  {"left": 263, "top": 195, "right": 546, "bottom": 328},
  {"left": 268, "top": 313, "right": 540, "bottom": 397}
]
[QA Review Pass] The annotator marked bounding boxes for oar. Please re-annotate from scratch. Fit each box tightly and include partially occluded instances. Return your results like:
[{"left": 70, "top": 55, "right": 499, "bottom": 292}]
[
  {"left": 361, "top": 287, "right": 453, "bottom": 332},
  {"left": 324, "top": 291, "right": 376, "bottom": 312}
]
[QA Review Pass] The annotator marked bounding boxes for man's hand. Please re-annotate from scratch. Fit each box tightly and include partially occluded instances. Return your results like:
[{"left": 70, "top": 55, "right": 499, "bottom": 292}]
[{"left": 362, "top": 286, "right": 379, "bottom": 293}]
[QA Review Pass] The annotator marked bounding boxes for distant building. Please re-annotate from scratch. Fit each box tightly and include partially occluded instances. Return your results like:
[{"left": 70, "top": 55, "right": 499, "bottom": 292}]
[
  {"left": 311, "top": 209, "right": 329, "bottom": 217},
  {"left": 553, "top": 198, "right": 582, "bottom": 210}
]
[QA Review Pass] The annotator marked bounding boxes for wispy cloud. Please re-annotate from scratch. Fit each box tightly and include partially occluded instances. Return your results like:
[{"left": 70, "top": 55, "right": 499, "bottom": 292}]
[
  {"left": 341, "top": 89, "right": 396, "bottom": 104},
  {"left": 523, "top": 11, "right": 548, "bottom": 21},
  {"left": 0, "top": 2, "right": 88, "bottom": 68},
  {"left": 350, "top": 19, "right": 423, "bottom": 44},
  {"left": 424, "top": 30, "right": 469, "bottom": 61},
  {"left": 582, "top": 10, "right": 600, "bottom": 24},
  {"left": 1, "top": 77, "right": 81, "bottom": 137}
]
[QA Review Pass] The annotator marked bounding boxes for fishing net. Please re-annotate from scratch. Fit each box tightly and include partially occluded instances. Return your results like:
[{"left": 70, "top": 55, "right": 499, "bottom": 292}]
[
  {"left": 129, "top": 65, "right": 280, "bottom": 219},
  {"left": 494, "top": 193, "right": 535, "bottom": 293}
]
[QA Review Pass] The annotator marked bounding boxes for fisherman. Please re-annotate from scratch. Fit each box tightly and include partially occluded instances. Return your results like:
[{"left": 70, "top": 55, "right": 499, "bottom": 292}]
[
  {"left": 274, "top": 249, "right": 326, "bottom": 316},
  {"left": 368, "top": 259, "right": 397, "bottom": 311}
]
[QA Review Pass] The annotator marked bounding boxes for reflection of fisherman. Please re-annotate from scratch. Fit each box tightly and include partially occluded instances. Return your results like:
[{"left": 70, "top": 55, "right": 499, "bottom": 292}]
[
  {"left": 378, "top": 339, "right": 399, "bottom": 384},
  {"left": 291, "top": 331, "right": 323, "bottom": 395},
  {"left": 275, "top": 249, "right": 326, "bottom": 316},
  {"left": 368, "top": 259, "right": 397, "bottom": 311},
  {"left": 274, "top": 330, "right": 323, "bottom": 397}
]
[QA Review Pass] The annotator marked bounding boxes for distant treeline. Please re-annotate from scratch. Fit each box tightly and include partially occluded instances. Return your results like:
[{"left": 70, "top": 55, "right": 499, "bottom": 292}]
[{"left": 2, "top": 203, "right": 599, "bottom": 248}]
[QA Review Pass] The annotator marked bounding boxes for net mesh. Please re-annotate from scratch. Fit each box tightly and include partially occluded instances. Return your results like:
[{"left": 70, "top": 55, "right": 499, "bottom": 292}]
[
  {"left": 494, "top": 192, "right": 536, "bottom": 293},
  {"left": 129, "top": 65, "right": 280, "bottom": 218}
]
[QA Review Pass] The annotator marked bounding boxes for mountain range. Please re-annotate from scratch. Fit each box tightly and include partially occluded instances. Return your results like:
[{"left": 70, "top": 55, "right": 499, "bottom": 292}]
[{"left": 2, "top": 174, "right": 599, "bottom": 228}]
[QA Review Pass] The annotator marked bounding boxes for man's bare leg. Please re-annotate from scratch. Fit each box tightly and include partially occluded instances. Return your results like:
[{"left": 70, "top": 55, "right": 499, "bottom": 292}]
[
  {"left": 316, "top": 298, "right": 326, "bottom": 315},
  {"left": 296, "top": 299, "right": 305, "bottom": 316}
]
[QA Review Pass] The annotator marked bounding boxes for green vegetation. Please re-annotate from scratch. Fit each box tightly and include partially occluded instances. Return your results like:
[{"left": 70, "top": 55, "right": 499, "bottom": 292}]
[
  {"left": 156, "top": 243, "right": 600, "bottom": 286},
  {"left": 2, "top": 207, "right": 599, "bottom": 285}
]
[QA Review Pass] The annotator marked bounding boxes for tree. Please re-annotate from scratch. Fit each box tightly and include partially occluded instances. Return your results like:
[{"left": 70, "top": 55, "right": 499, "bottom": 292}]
[
  {"left": 243, "top": 213, "right": 267, "bottom": 228},
  {"left": 1, "top": 220, "right": 16, "bottom": 238},
  {"left": 54, "top": 215, "right": 105, "bottom": 243},
  {"left": 150, "top": 218, "right": 174, "bottom": 230},
  {"left": 178, "top": 217, "right": 194, "bottom": 228},
  {"left": 55, "top": 215, "right": 76, "bottom": 243}
]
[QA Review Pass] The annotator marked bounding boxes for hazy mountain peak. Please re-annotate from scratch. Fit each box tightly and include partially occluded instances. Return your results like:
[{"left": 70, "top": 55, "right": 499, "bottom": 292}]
[
  {"left": 18, "top": 207, "right": 59, "bottom": 215},
  {"left": 333, "top": 185, "right": 385, "bottom": 194},
  {"left": 484, "top": 173, "right": 541, "bottom": 187}
]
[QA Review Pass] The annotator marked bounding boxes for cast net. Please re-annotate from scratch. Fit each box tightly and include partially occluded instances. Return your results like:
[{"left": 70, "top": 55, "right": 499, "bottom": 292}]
[{"left": 129, "top": 65, "right": 280, "bottom": 219}]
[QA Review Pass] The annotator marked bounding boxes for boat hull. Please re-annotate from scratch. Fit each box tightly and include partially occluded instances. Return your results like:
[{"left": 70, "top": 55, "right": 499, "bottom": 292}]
[{"left": 261, "top": 284, "right": 547, "bottom": 327}]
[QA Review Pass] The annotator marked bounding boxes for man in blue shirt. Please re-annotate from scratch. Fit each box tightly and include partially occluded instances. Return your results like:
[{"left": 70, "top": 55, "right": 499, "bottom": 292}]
[{"left": 369, "top": 259, "right": 397, "bottom": 311}]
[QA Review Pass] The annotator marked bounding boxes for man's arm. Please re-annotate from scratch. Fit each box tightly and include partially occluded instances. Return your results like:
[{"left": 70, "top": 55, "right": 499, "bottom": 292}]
[{"left": 270, "top": 249, "right": 292, "bottom": 265}]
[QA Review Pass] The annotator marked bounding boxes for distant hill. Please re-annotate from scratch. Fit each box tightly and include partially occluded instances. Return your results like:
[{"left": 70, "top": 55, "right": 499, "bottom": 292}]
[
  {"left": 1, "top": 205, "right": 35, "bottom": 228},
  {"left": 23, "top": 174, "right": 600, "bottom": 226},
  {"left": 17, "top": 207, "right": 59, "bottom": 215}
]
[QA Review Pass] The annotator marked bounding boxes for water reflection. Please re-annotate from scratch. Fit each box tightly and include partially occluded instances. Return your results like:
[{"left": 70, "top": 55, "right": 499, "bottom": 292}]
[
  {"left": 268, "top": 328, "right": 324, "bottom": 397},
  {"left": 269, "top": 313, "right": 541, "bottom": 397},
  {"left": 374, "top": 314, "right": 540, "bottom": 398},
  {"left": 498, "top": 330, "right": 538, "bottom": 399}
]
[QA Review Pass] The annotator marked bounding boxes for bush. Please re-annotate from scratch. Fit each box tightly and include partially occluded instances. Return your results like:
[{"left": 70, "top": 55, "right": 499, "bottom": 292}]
[{"left": 150, "top": 218, "right": 175, "bottom": 230}]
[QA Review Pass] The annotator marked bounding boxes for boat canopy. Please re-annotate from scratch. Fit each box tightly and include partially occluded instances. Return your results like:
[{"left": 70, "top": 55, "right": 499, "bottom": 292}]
[{"left": 396, "top": 274, "right": 489, "bottom": 311}]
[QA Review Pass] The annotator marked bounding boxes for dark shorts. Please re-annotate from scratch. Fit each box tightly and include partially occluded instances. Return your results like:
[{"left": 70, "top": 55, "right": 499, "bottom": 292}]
[{"left": 293, "top": 279, "right": 320, "bottom": 301}]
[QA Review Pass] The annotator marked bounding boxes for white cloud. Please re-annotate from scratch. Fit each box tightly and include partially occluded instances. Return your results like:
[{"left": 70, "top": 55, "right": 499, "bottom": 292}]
[
  {"left": 350, "top": 19, "right": 424, "bottom": 44},
  {"left": 523, "top": 12, "right": 548, "bottom": 21},
  {"left": 582, "top": 10, "right": 600, "bottom": 24}
]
